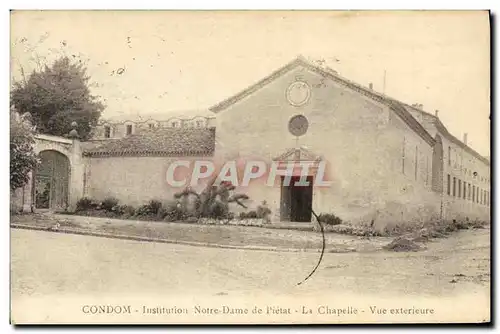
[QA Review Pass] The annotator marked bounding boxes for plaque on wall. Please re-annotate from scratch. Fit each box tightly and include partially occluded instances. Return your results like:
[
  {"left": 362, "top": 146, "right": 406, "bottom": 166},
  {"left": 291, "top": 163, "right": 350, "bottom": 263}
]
[{"left": 286, "top": 81, "right": 311, "bottom": 106}]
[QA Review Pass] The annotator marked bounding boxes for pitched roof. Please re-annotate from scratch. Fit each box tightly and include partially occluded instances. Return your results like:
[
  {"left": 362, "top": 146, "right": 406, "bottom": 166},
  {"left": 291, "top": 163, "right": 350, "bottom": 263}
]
[
  {"left": 83, "top": 127, "right": 216, "bottom": 157},
  {"left": 403, "top": 104, "right": 490, "bottom": 166},
  {"left": 209, "top": 55, "right": 435, "bottom": 146},
  {"left": 273, "top": 147, "right": 322, "bottom": 162}
]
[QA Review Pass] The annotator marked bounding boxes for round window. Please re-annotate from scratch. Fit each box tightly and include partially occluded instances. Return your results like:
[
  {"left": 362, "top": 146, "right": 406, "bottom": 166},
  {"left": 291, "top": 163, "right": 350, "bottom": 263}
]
[
  {"left": 288, "top": 115, "right": 309, "bottom": 137},
  {"left": 286, "top": 81, "right": 311, "bottom": 106}
]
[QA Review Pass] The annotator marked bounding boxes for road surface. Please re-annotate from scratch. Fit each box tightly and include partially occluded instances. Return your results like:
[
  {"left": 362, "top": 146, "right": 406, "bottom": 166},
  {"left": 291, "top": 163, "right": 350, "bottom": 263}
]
[{"left": 10, "top": 228, "right": 490, "bottom": 324}]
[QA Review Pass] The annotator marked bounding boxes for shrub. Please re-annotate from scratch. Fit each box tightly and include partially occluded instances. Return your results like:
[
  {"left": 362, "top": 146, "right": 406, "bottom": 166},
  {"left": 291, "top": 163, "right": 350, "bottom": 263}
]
[
  {"left": 135, "top": 204, "right": 151, "bottom": 217},
  {"left": 162, "top": 201, "right": 187, "bottom": 222},
  {"left": 174, "top": 181, "right": 249, "bottom": 219},
  {"left": 76, "top": 197, "right": 93, "bottom": 212},
  {"left": 148, "top": 199, "right": 163, "bottom": 215},
  {"left": 318, "top": 213, "right": 342, "bottom": 226},
  {"left": 256, "top": 201, "right": 272, "bottom": 222},
  {"left": 164, "top": 210, "right": 184, "bottom": 222},
  {"left": 239, "top": 211, "right": 259, "bottom": 219},
  {"left": 135, "top": 199, "right": 163, "bottom": 217},
  {"left": 114, "top": 204, "right": 135, "bottom": 216},
  {"left": 208, "top": 201, "right": 230, "bottom": 219},
  {"left": 101, "top": 197, "right": 119, "bottom": 212}
]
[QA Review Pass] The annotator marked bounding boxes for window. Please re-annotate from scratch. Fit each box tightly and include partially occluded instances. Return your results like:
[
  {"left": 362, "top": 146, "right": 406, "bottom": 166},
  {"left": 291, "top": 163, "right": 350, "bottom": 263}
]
[
  {"left": 126, "top": 124, "right": 133, "bottom": 136},
  {"left": 104, "top": 126, "right": 111, "bottom": 138},
  {"left": 196, "top": 120, "right": 203, "bottom": 128},
  {"left": 472, "top": 186, "right": 475, "bottom": 203},
  {"left": 458, "top": 179, "right": 461, "bottom": 198},
  {"left": 448, "top": 146, "right": 451, "bottom": 166},
  {"left": 463, "top": 182, "right": 466, "bottom": 200},
  {"left": 148, "top": 123, "right": 154, "bottom": 129},
  {"left": 447, "top": 174, "right": 451, "bottom": 195},
  {"left": 171, "top": 122, "right": 177, "bottom": 128},
  {"left": 414, "top": 146, "right": 418, "bottom": 181},
  {"left": 426, "top": 157, "right": 429, "bottom": 185},
  {"left": 453, "top": 177, "right": 456, "bottom": 197},
  {"left": 468, "top": 183, "right": 471, "bottom": 200}
]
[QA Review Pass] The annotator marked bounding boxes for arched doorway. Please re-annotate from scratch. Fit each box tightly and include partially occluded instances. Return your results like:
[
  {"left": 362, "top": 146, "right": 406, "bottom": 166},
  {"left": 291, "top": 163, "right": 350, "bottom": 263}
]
[
  {"left": 431, "top": 134, "right": 444, "bottom": 193},
  {"left": 33, "top": 150, "right": 70, "bottom": 210}
]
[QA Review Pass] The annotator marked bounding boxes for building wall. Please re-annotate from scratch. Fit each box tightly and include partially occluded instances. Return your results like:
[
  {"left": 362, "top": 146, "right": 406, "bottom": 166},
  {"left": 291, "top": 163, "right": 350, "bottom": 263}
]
[
  {"left": 85, "top": 155, "right": 212, "bottom": 206},
  {"left": 213, "top": 65, "right": 436, "bottom": 225},
  {"left": 93, "top": 116, "right": 212, "bottom": 140},
  {"left": 441, "top": 136, "right": 490, "bottom": 221},
  {"left": 407, "top": 107, "right": 490, "bottom": 221}
]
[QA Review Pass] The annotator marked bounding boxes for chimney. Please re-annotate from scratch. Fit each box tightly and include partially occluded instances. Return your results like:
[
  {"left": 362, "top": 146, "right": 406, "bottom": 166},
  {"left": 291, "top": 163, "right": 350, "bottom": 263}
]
[
  {"left": 463, "top": 133, "right": 468, "bottom": 146},
  {"left": 435, "top": 110, "right": 439, "bottom": 118},
  {"left": 369, "top": 83, "right": 373, "bottom": 90}
]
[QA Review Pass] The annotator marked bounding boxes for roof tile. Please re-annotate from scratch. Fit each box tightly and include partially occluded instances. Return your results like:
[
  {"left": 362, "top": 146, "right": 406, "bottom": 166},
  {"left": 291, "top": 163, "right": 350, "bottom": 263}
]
[{"left": 83, "top": 127, "right": 215, "bottom": 157}]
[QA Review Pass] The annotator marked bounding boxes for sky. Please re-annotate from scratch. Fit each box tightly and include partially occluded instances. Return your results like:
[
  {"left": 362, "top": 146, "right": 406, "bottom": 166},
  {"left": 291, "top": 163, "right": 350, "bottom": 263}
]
[{"left": 10, "top": 10, "right": 490, "bottom": 155}]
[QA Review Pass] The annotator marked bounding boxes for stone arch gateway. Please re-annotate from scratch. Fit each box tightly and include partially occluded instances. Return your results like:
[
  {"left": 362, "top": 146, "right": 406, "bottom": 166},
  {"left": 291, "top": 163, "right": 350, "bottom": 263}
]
[{"left": 11, "top": 133, "right": 84, "bottom": 213}]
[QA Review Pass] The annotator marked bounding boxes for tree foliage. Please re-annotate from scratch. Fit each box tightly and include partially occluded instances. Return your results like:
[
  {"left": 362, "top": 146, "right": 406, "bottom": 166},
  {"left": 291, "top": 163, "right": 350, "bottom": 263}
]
[
  {"left": 10, "top": 108, "right": 39, "bottom": 191},
  {"left": 174, "top": 179, "right": 249, "bottom": 219},
  {"left": 11, "top": 56, "right": 104, "bottom": 140}
]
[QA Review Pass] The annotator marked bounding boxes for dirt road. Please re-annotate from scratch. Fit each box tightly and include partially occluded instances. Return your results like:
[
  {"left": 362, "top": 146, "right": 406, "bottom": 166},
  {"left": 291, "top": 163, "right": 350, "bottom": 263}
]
[{"left": 10, "top": 227, "right": 490, "bottom": 324}]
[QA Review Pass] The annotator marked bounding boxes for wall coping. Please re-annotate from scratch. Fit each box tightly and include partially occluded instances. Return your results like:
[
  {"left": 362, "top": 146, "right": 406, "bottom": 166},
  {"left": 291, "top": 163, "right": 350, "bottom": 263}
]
[{"left": 35, "top": 134, "right": 73, "bottom": 144}]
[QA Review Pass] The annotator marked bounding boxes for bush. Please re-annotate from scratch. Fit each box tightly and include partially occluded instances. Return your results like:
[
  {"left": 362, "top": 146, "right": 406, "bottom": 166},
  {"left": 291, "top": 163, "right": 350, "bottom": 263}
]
[
  {"left": 239, "top": 211, "right": 259, "bottom": 219},
  {"left": 148, "top": 199, "right": 163, "bottom": 215},
  {"left": 318, "top": 213, "right": 342, "bottom": 226},
  {"left": 76, "top": 197, "right": 93, "bottom": 212},
  {"left": 114, "top": 204, "right": 136, "bottom": 217},
  {"left": 134, "top": 199, "right": 163, "bottom": 217},
  {"left": 256, "top": 201, "right": 272, "bottom": 222},
  {"left": 135, "top": 204, "right": 151, "bottom": 217},
  {"left": 162, "top": 201, "right": 187, "bottom": 222},
  {"left": 208, "top": 201, "right": 230, "bottom": 219},
  {"left": 102, "top": 197, "right": 119, "bottom": 212}
]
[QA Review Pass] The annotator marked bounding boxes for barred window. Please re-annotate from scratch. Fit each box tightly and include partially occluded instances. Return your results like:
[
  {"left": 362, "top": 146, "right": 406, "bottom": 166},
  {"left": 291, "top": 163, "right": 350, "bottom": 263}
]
[
  {"left": 447, "top": 174, "right": 451, "bottom": 195},
  {"left": 104, "top": 126, "right": 111, "bottom": 138},
  {"left": 452, "top": 177, "right": 456, "bottom": 197}
]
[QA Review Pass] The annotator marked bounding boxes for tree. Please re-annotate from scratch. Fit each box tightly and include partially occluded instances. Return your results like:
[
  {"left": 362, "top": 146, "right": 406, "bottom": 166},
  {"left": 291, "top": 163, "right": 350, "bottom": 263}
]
[
  {"left": 11, "top": 56, "right": 104, "bottom": 140},
  {"left": 10, "top": 108, "right": 39, "bottom": 191}
]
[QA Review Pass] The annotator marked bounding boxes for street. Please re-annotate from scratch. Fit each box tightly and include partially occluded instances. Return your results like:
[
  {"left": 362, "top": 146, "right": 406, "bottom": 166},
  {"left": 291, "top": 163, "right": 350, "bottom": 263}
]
[{"left": 10, "top": 228, "right": 491, "bottom": 323}]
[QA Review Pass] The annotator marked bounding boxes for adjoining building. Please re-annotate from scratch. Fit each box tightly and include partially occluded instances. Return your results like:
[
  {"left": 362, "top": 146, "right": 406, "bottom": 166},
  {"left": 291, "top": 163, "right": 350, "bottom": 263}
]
[{"left": 15, "top": 56, "right": 491, "bottom": 224}]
